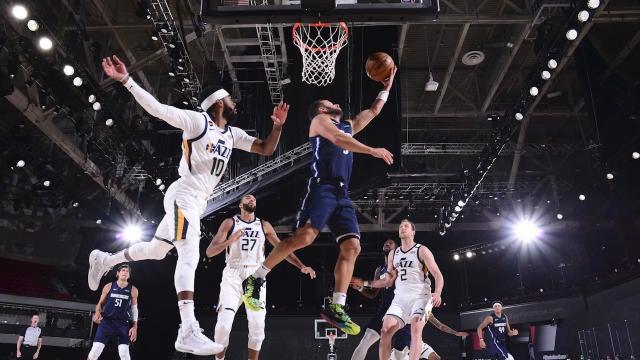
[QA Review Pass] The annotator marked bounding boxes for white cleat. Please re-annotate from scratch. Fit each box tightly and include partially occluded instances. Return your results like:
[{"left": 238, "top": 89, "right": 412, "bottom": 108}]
[
  {"left": 174, "top": 321, "right": 223, "bottom": 356},
  {"left": 88, "top": 250, "right": 110, "bottom": 291}
]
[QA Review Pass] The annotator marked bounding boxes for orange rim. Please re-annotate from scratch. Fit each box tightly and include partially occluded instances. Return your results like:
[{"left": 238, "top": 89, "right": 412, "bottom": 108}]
[{"left": 292, "top": 22, "right": 349, "bottom": 52}]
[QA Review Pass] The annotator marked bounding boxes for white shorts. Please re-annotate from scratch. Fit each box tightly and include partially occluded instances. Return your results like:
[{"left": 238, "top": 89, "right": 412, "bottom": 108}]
[
  {"left": 154, "top": 180, "right": 207, "bottom": 242},
  {"left": 384, "top": 295, "right": 432, "bottom": 327},
  {"left": 218, "top": 265, "right": 267, "bottom": 312},
  {"left": 421, "top": 342, "right": 435, "bottom": 359}
]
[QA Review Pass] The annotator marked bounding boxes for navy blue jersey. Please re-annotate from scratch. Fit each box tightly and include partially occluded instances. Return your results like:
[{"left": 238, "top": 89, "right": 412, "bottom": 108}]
[
  {"left": 486, "top": 312, "right": 507, "bottom": 344},
  {"left": 102, "top": 281, "right": 133, "bottom": 320},
  {"left": 310, "top": 119, "right": 353, "bottom": 186}
]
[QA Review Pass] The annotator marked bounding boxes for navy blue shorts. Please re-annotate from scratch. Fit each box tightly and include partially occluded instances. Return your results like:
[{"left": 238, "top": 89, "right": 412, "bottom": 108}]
[
  {"left": 294, "top": 179, "right": 360, "bottom": 243},
  {"left": 94, "top": 318, "right": 130, "bottom": 345},
  {"left": 484, "top": 338, "right": 509, "bottom": 359}
]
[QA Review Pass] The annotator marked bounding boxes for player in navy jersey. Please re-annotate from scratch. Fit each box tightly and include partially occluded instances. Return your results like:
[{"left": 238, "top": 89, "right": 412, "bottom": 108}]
[
  {"left": 88, "top": 264, "right": 138, "bottom": 360},
  {"left": 242, "top": 67, "right": 397, "bottom": 335},
  {"left": 477, "top": 301, "right": 518, "bottom": 360}
]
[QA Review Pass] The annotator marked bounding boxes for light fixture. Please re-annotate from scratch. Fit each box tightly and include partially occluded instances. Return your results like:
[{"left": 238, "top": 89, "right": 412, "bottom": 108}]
[
  {"left": 454, "top": 206, "right": 462, "bottom": 212},
  {"left": 63, "top": 65, "right": 74, "bottom": 76},
  {"left": 73, "top": 77, "right": 83, "bottom": 86},
  {"left": 96, "top": 219, "right": 102, "bottom": 225},
  {"left": 556, "top": 213, "right": 563, "bottom": 220},
  {"left": 92, "top": 102, "right": 101, "bottom": 111},
  {"left": 578, "top": 10, "right": 590, "bottom": 22},
  {"left": 439, "top": 229, "right": 446, "bottom": 236},
  {"left": 579, "top": 194, "right": 586, "bottom": 201},
  {"left": 632, "top": 152, "right": 639, "bottom": 160},
  {"left": 530, "top": 86, "right": 539, "bottom": 96},
  {"left": 122, "top": 225, "right": 143, "bottom": 243},
  {"left": 151, "top": 34, "right": 159, "bottom": 41},
  {"left": 182, "top": 100, "right": 188, "bottom": 106},
  {"left": 566, "top": 29, "right": 578, "bottom": 41},
  {"left": 465, "top": 251, "right": 473, "bottom": 258},
  {"left": 513, "top": 220, "right": 542, "bottom": 242},
  {"left": 168, "top": 71, "right": 175, "bottom": 77},
  {"left": 515, "top": 112, "right": 524, "bottom": 121},
  {"left": 38, "top": 36, "right": 53, "bottom": 51},
  {"left": 159, "top": 184, "right": 166, "bottom": 191},
  {"left": 587, "top": 0, "right": 600, "bottom": 9},
  {"left": 424, "top": 72, "right": 439, "bottom": 92},
  {"left": 26, "top": 19, "right": 39, "bottom": 31},
  {"left": 547, "top": 59, "right": 558, "bottom": 69},
  {"left": 453, "top": 253, "right": 460, "bottom": 261},
  {"left": 12, "top": 4, "right": 28, "bottom": 20},
  {"left": 105, "top": 118, "right": 114, "bottom": 127},
  {"left": 155, "top": 178, "right": 163, "bottom": 185},
  {"left": 43, "top": 180, "right": 50, "bottom": 187},
  {"left": 72, "top": 201, "right": 79, "bottom": 207},
  {"left": 457, "top": 200, "right": 466, "bottom": 207},
  {"left": 541, "top": 70, "right": 551, "bottom": 80},
  {"left": 88, "top": 94, "right": 96, "bottom": 103},
  {"left": 606, "top": 173, "right": 614, "bottom": 180}
]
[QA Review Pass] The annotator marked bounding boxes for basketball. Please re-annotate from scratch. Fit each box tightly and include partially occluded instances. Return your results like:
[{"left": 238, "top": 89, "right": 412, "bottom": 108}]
[{"left": 365, "top": 52, "right": 395, "bottom": 82}]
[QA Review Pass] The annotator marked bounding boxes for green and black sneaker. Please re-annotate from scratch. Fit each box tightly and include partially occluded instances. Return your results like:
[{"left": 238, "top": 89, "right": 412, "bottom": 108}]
[
  {"left": 320, "top": 303, "right": 361, "bottom": 335},
  {"left": 241, "top": 275, "right": 265, "bottom": 312}
]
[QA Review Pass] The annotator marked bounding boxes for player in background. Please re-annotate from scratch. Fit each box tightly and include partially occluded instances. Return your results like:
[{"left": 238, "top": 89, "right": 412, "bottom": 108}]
[{"left": 477, "top": 300, "right": 518, "bottom": 360}]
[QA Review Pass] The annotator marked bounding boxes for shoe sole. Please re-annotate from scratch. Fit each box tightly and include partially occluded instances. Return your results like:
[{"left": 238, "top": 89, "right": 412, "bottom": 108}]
[
  {"left": 241, "top": 294, "right": 261, "bottom": 312},
  {"left": 88, "top": 250, "right": 105, "bottom": 291},
  {"left": 174, "top": 342, "right": 223, "bottom": 356},
  {"left": 319, "top": 312, "right": 361, "bottom": 335}
]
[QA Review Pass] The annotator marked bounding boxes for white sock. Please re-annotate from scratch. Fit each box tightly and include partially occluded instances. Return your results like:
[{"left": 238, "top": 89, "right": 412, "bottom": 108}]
[
  {"left": 332, "top": 292, "right": 347, "bottom": 306},
  {"left": 178, "top": 300, "right": 196, "bottom": 325},
  {"left": 253, "top": 264, "right": 271, "bottom": 279}
]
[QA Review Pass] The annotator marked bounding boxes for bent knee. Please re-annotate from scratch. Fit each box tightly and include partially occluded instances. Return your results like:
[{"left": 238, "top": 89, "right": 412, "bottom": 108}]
[{"left": 340, "top": 238, "right": 361, "bottom": 258}]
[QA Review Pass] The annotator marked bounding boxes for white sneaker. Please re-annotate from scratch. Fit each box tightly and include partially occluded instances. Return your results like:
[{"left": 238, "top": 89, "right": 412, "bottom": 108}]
[
  {"left": 88, "top": 250, "right": 110, "bottom": 291},
  {"left": 174, "top": 321, "right": 223, "bottom": 356}
]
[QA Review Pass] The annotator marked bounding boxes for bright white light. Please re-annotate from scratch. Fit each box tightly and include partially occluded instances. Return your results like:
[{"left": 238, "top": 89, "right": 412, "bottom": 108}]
[
  {"left": 515, "top": 112, "right": 524, "bottom": 121},
  {"left": 606, "top": 173, "right": 614, "bottom": 180},
  {"left": 514, "top": 220, "right": 542, "bottom": 242},
  {"left": 93, "top": 102, "right": 101, "bottom": 111},
  {"left": 96, "top": 219, "right": 102, "bottom": 225},
  {"left": 579, "top": 194, "right": 586, "bottom": 201},
  {"left": 566, "top": 29, "right": 578, "bottom": 41},
  {"left": 541, "top": 70, "right": 551, "bottom": 80},
  {"left": 444, "top": 222, "right": 451, "bottom": 228},
  {"left": 556, "top": 213, "right": 563, "bottom": 220},
  {"left": 122, "top": 225, "right": 142, "bottom": 243},
  {"left": 465, "top": 251, "right": 473, "bottom": 258},
  {"left": 38, "top": 36, "right": 53, "bottom": 50},
  {"left": 73, "top": 77, "right": 83, "bottom": 86},
  {"left": 454, "top": 205, "right": 462, "bottom": 212},
  {"left": 578, "top": 10, "right": 590, "bottom": 22},
  {"left": 158, "top": 184, "right": 166, "bottom": 191},
  {"left": 43, "top": 180, "right": 50, "bottom": 187},
  {"left": 27, "top": 19, "right": 39, "bottom": 31},
  {"left": 63, "top": 65, "right": 74, "bottom": 76},
  {"left": 530, "top": 86, "right": 539, "bottom": 96},
  {"left": 88, "top": 94, "right": 96, "bottom": 103},
  {"left": 548, "top": 59, "right": 558, "bottom": 69},
  {"left": 453, "top": 253, "right": 460, "bottom": 261},
  {"left": 72, "top": 201, "right": 79, "bottom": 207},
  {"left": 155, "top": 178, "right": 163, "bottom": 186},
  {"left": 632, "top": 152, "right": 639, "bottom": 160},
  {"left": 457, "top": 200, "right": 466, "bottom": 207},
  {"left": 12, "top": 5, "right": 28, "bottom": 20},
  {"left": 105, "top": 118, "right": 114, "bottom": 127},
  {"left": 16, "top": 160, "right": 26, "bottom": 167},
  {"left": 587, "top": 0, "right": 600, "bottom": 9}
]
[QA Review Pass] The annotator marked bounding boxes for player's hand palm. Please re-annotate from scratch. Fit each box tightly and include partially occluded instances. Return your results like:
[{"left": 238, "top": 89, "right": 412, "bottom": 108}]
[
  {"left": 270, "top": 102, "right": 290, "bottom": 126},
  {"left": 102, "top": 55, "right": 128, "bottom": 81},
  {"left": 301, "top": 266, "right": 316, "bottom": 279},
  {"left": 381, "top": 66, "right": 397, "bottom": 90},
  {"left": 371, "top": 148, "right": 394, "bottom": 165}
]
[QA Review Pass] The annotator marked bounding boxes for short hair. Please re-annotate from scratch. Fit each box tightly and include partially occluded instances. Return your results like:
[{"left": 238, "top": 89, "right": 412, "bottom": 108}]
[
  {"left": 117, "top": 264, "right": 130, "bottom": 273},
  {"left": 400, "top": 219, "right": 416, "bottom": 231},
  {"left": 307, "top": 100, "right": 325, "bottom": 120}
]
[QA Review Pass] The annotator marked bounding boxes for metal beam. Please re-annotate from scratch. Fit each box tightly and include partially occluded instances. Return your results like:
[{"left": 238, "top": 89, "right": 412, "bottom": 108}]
[
  {"left": 405, "top": 110, "right": 587, "bottom": 118},
  {"left": 215, "top": 26, "right": 240, "bottom": 96},
  {"left": 600, "top": 29, "right": 640, "bottom": 82},
  {"left": 230, "top": 55, "right": 285, "bottom": 63},
  {"left": 397, "top": 24, "right": 409, "bottom": 65},
  {"left": 434, "top": 23, "right": 470, "bottom": 114},
  {"left": 508, "top": 0, "right": 610, "bottom": 186}
]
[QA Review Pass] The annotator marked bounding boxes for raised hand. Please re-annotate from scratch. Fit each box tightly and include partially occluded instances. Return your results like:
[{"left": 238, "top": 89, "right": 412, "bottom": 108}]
[
  {"left": 381, "top": 66, "right": 397, "bottom": 90},
  {"left": 101, "top": 55, "right": 128, "bottom": 81},
  {"left": 270, "top": 102, "right": 290, "bottom": 126},
  {"left": 301, "top": 266, "right": 317, "bottom": 279},
  {"left": 371, "top": 147, "right": 394, "bottom": 165}
]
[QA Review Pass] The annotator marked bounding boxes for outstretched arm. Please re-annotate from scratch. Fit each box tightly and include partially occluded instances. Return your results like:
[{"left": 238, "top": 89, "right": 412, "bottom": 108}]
[
  {"left": 351, "top": 251, "right": 397, "bottom": 290},
  {"left": 263, "top": 221, "right": 316, "bottom": 278},
  {"left": 206, "top": 218, "right": 243, "bottom": 258},
  {"left": 428, "top": 314, "right": 469, "bottom": 337},
  {"left": 349, "top": 66, "right": 397, "bottom": 135},
  {"left": 249, "top": 102, "right": 289, "bottom": 156},
  {"left": 350, "top": 266, "right": 382, "bottom": 299}
]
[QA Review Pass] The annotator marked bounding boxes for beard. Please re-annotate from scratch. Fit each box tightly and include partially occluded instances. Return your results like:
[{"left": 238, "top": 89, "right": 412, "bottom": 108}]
[
  {"left": 324, "top": 106, "right": 343, "bottom": 118},
  {"left": 242, "top": 203, "right": 255, "bottom": 213},
  {"left": 223, "top": 106, "right": 237, "bottom": 124}
]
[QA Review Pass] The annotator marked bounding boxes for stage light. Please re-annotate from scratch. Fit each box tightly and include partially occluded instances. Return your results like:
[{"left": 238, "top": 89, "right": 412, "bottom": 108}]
[
  {"left": 632, "top": 152, "right": 639, "bottom": 159},
  {"left": 556, "top": 213, "right": 563, "bottom": 220},
  {"left": 566, "top": 29, "right": 578, "bottom": 41},
  {"left": 105, "top": 118, "right": 114, "bottom": 126},
  {"left": 515, "top": 112, "right": 523, "bottom": 121},
  {"left": 514, "top": 220, "right": 542, "bottom": 242},
  {"left": 579, "top": 194, "right": 586, "bottom": 201},
  {"left": 439, "top": 229, "right": 446, "bottom": 236},
  {"left": 96, "top": 219, "right": 102, "bottom": 225},
  {"left": 93, "top": 102, "right": 101, "bottom": 111},
  {"left": 43, "top": 180, "right": 50, "bottom": 187},
  {"left": 444, "top": 222, "right": 451, "bottom": 228},
  {"left": 453, "top": 253, "right": 460, "bottom": 261},
  {"left": 578, "top": 10, "right": 590, "bottom": 22},
  {"left": 605, "top": 173, "right": 614, "bottom": 180},
  {"left": 547, "top": 59, "right": 558, "bottom": 69},
  {"left": 12, "top": 5, "right": 28, "bottom": 20},
  {"left": 465, "top": 251, "right": 473, "bottom": 258},
  {"left": 38, "top": 36, "right": 53, "bottom": 51},
  {"left": 454, "top": 206, "right": 462, "bottom": 212},
  {"left": 587, "top": 0, "right": 600, "bottom": 9},
  {"left": 155, "top": 178, "right": 163, "bottom": 185},
  {"left": 27, "top": 19, "right": 39, "bottom": 31},
  {"left": 73, "top": 77, "right": 83, "bottom": 86},
  {"left": 541, "top": 70, "right": 551, "bottom": 80},
  {"left": 457, "top": 200, "right": 466, "bottom": 207},
  {"left": 16, "top": 160, "right": 26, "bottom": 167},
  {"left": 88, "top": 94, "right": 96, "bottom": 103},
  {"left": 63, "top": 65, "right": 74, "bottom": 76},
  {"left": 168, "top": 71, "right": 175, "bottom": 77},
  {"left": 530, "top": 86, "right": 539, "bottom": 96},
  {"left": 122, "top": 225, "right": 142, "bottom": 243},
  {"left": 72, "top": 201, "right": 79, "bottom": 207},
  {"left": 159, "top": 184, "right": 166, "bottom": 191}
]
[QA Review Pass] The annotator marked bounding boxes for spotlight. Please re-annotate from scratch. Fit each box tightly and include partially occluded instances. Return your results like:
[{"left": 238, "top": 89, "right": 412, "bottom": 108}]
[
  {"left": 72, "top": 201, "right": 79, "bottom": 207},
  {"left": 96, "top": 219, "right": 102, "bottom": 224},
  {"left": 606, "top": 173, "right": 614, "bottom": 180},
  {"left": 92, "top": 102, "right": 101, "bottom": 111},
  {"left": 454, "top": 206, "right": 462, "bottom": 212},
  {"left": 38, "top": 36, "right": 53, "bottom": 51},
  {"left": 457, "top": 200, "right": 466, "bottom": 207},
  {"left": 105, "top": 118, "right": 114, "bottom": 127},
  {"left": 151, "top": 34, "right": 159, "bottom": 41},
  {"left": 566, "top": 29, "right": 578, "bottom": 41},
  {"left": 453, "top": 253, "right": 460, "bottom": 261},
  {"left": 424, "top": 72, "right": 439, "bottom": 92},
  {"left": 43, "top": 180, "right": 50, "bottom": 187},
  {"left": 530, "top": 86, "right": 539, "bottom": 96},
  {"left": 547, "top": 59, "right": 558, "bottom": 69},
  {"left": 465, "top": 251, "right": 473, "bottom": 258},
  {"left": 26, "top": 19, "right": 39, "bottom": 31},
  {"left": 439, "top": 229, "right": 446, "bottom": 236},
  {"left": 88, "top": 94, "right": 96, "bottom": 103},
  {"left": 515, "top": 112, "right": 523, "bottom": 121},
  {"left": 513, "top": 220, "right": 542, "bottom": 242},
  {"left": 632, "top": 152, "right": 639, "bottom": 160},
  {"left": 444, "top": 222, "right": 451, "bottom": 228},
  {"left": 556, "top": 213, "right": 563, "bottom": 220},
  {"left": 159, "top": 184, "right": 166, "bottom": 191},
  {"left": 73, "top": 77, "right": 83, "bottom": 86},
  {"left": 16, "top": 160, "right": 26, "bottom": 167},
  {"left": 182, "top": 100, "right": 188, "bottom": 106},
  {"left": 155, "top": 178, "right": 163, "bottom": 185},
  {"left": 168, "top": 71, "right": 175, "bottom": 77},
  {"left": 587, "top": 0, "right": 600, "bottom": 9},
  {"left": 63, "top": 65, "right": 74, "bottom": 76},
  {"left": 541, "top": 70, "right": 551, "bottom": 80},
  {"left": 578, "top": 10, "right": 590, "bottom": 22},
  {"left": 578, "top": 194, "right": 586, "bottom": 201},
  {"left": 122, "top": 225, "right": 143, "bottom": 243},
  {"left": 12, "top": 5, "right": 28, "bottom": 20}
]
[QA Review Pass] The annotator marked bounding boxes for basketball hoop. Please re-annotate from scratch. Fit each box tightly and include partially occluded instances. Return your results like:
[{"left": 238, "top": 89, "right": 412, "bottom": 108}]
[
  {"left": 327, "top": 332, "right": 337, "bottom": 353},
  {"left": 292, "top": 22, "right": 349, "bottom": 86}
]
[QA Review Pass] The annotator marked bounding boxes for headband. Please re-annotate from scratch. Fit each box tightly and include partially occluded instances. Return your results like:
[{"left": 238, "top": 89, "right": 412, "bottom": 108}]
[{"left": 200, "top": 88, "right": 230, "bottom": 111}]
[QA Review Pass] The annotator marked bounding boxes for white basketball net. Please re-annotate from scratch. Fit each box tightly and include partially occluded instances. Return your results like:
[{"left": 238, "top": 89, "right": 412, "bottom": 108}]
[
  {"left": 293, "top": 22, "right": 348, "bottom": 86},
  {"left": 327, "top": 333, "right": 337, "bottom": 352}
]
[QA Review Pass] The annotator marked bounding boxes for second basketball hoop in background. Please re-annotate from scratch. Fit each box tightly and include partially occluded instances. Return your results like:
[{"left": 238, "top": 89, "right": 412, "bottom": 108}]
[{"left": 365, "top": 52, "right": 395, "bottom": 82}]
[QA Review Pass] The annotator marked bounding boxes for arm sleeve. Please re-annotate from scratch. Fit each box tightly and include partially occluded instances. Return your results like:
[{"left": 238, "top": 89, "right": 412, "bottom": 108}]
[
  {"left": 124, "top": 78, "right": 205, "bottom": 138},
  {"left": 229, "top": 126, "right": 257, "bottom": 152}
]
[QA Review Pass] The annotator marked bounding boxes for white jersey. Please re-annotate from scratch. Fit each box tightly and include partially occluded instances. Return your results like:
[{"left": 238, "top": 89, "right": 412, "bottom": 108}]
[
  {"left": 225, "top": 215, "right": 266, "bottom": 267},
  {"left": 392, "top": 243, "right": 431, "bottom": 296}
]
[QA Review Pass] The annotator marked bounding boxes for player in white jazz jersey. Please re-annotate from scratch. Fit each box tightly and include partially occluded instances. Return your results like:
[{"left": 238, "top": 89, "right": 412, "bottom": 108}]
[
  {"left": 88, "top": 55, "right": 289, "bottom": 356},
  {"left": 355, "top": 219, "right": 444, "bottom": 360},
  {"left": 205, "top": 194, "right": 316, "bottom": 360}
]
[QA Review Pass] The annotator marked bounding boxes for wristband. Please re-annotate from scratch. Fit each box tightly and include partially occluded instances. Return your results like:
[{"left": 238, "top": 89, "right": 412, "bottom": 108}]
[
  {"left": 119, "top": 73, "right": 130, "bottom": 83},
  {"left": 364, "top": 280, "right": 371, "bottom": 288},
  {"left": 376, "top": 90, "right": 389, "bottom": 102}
]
